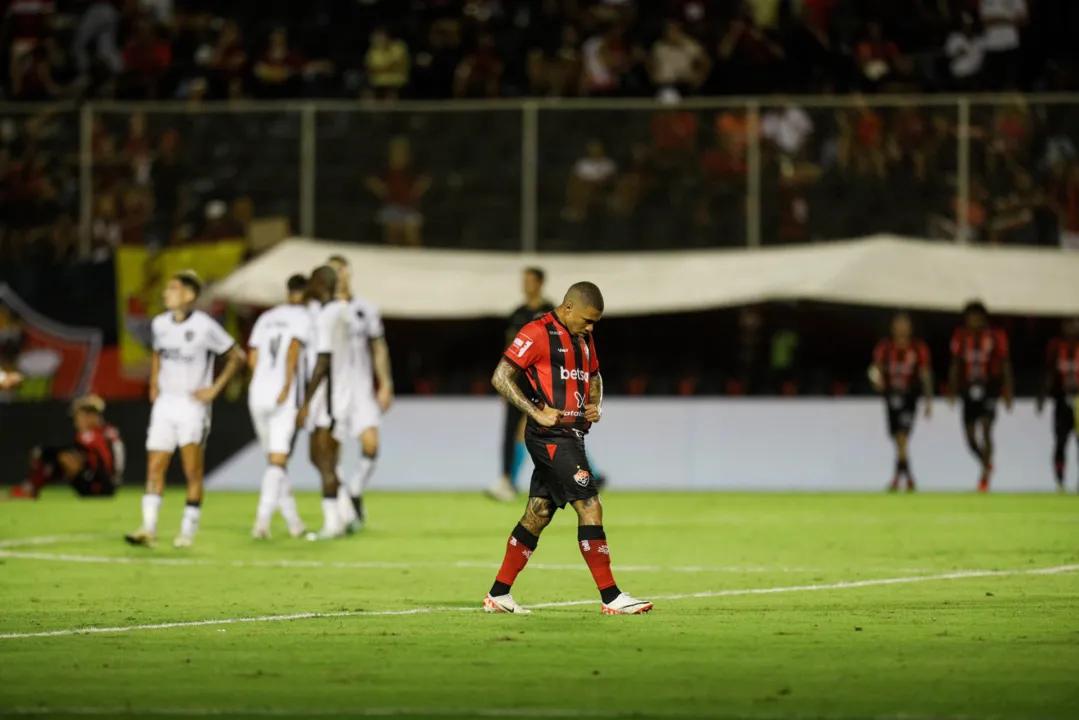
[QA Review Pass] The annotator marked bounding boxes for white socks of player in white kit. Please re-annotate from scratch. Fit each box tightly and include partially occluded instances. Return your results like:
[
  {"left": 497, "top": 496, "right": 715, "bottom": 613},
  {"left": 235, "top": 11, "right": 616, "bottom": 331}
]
[
  {"left": 255, "top": 465, "right": 305, "bottom": 535},
  {"left": 320, "top": 495, "right": 342, "bottom": 536},
  {"left": 255, "top": 465, "right": 284, "bottom": 529},
  {"left": 180, "top": 501, "right": 201, "bottom": 538},
  {"left": 142, "top": 493, "right": 162, "bottom": 533}
]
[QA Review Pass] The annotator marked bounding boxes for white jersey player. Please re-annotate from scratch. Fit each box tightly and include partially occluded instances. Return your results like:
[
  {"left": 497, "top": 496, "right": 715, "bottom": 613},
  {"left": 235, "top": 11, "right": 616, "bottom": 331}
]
[
  {"left": 247, "top": 274, "right": 313, "bottom": 540},
  {"left": 297, "top": 265, "right": 354, "bottom": 540},
  {"left": 126, "top": 270, "right": 245, "bottom": 549},
  {"left": 326, "top": 254, "right": 394, "bottom": 534}
]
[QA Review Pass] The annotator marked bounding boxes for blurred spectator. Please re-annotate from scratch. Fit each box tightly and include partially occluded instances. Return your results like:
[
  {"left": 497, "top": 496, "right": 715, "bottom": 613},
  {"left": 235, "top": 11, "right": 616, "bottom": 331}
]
[
  {"left": 563, "top": 139, "right": 617, "bottom": 223},
  {"left": 254, "top": 28, "right": 304, "bottom": 99},
  {"left": 649, "top": 22, "right": 709, "bottom": 97},
  {"left": 651, "top": 93, "right": 699, "bottom": 170},
  {"left": 454, "top": 32, "right": 502, "bottom": 99},
  {"left": 979, "top": 0, "right": 1027, "bottom": 89},
  {"left": 944, "top": 13, "right": 985, "bottom": 91},
  {"left": 761, "top": 103, "right": 813, "bottom": 160},
  {"left": 120, "top": 19, "right": 171, "bottom": 99},
  {"left": 1049, "top": 163, "right": 1079, "bottom": 251},
  {"left": 200, "top": 199, "right": 243, "bottom": 241},
  {"left": 716, "top": 16, "right": 784, "bottom": 95},
  {"left": 364, "top": 26, "right": 409, "bottom": 100},
  {"left": 697, "top": 120, "right": 747, "bottom": 233},
  {"left": 11, "top": 45, "right": 64, "bottom": 100},
  {"left": 205, "top": 21, "right": 247, "bottom": 99},
  {"left": 365, "top": 137, "right": 430, "bottom": 247},
  {"left": 72, "top": 0, "right": 123, "bottom": 79},
  {"left": 150, "top": 130, "right": 187, "bottom": 242},
  {"left": 582, "top": 27, "right": 634, "bottom": 97},
  {"left": 413, "top": 19, "right": 462, "bottom": 99},
  {"left": 6, "top": 0, "right": 56, "bottom": 70},
  {"left": 855, "top": 22, "right": 901, "bottom": 91},
  {"left": 90, "top": 194, "right": 121, "bottom": 261},
  {"left": 529, "top": 23, "right": 582, "bottom": 97}
]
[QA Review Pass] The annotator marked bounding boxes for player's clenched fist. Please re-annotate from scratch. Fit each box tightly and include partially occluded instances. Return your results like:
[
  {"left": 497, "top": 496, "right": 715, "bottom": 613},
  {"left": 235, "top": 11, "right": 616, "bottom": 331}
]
[
  {"left": 584, "top": 404, "right": 602, "bottom": 423},
  {"left": 534, "top": 405, "right": 562, "bottom": 427}
]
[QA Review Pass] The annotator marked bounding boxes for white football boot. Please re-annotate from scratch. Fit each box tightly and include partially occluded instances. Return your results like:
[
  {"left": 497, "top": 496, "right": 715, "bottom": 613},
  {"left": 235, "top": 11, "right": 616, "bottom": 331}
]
[
  {"left": 601, "top": 592, "right": 653, "bottom": 615},
  {"left": 173, "top": 534, "right": 194, "bottom": 549},
  {"left": 124, "top": 528, "right": 157, "bottom": 548},
  {"left": 252, "top": 524, "right": 271, "bottom": 540},
  {"left": 483, "top": 593, "right": 532, "bottom": 614}
]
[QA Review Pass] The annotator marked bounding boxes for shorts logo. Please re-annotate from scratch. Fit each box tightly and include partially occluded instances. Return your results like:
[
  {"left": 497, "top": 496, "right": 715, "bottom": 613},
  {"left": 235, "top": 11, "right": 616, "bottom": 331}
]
[
  {"left": 580, "top": 540, "right": 590, "bottom": 552},
  {"left": 509, "top": 537, "right": 517, "bottom": 547},
  {"left": 573, "top": 468, "right": 590, "bottom": 486}
]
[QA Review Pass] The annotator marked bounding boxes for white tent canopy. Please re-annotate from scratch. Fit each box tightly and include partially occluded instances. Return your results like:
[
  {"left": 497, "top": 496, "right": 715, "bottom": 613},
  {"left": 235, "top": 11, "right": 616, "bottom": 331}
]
[{"left": 211, "top": 236, "right": 1079, "bottom": 318}]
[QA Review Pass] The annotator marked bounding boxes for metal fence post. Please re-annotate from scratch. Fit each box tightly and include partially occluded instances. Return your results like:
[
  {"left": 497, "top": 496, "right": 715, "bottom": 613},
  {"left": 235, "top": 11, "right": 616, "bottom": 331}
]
[
  {"left": 957, "top": 97, "right": 970, "bottom": 244},
  {"left": 747, "top": 100, "right": 761, "bottom": 248},
  {"left": 79, "top": 103, "right": 93, "bottom": 258},
  {"left": 300, "top": 103, "right": 316, "bottom": 237},
  {"left": 521, "top": 101, "right": 539, "bottom": 254}
]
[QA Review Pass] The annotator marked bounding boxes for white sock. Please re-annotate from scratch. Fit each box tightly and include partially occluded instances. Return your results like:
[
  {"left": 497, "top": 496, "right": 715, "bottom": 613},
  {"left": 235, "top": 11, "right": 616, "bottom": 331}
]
[
  {"left": 348, "top": 453, "right": 378, "bottom": 497},
  {"left": 142, "top": 493, "right": 162, "bottom": 533},
  {"left": 256, "top": 465, "right": 284, "bottom": 528},
  {"left": 277, "top": 476, "right": 303, "bottom": 530},
  {"left": 337, "top": 485, "right": 357, "bottom": 525},
  {"left": 320, "top": 496, "right": 340, "bottom": 535},
  {"left": 180, "top": 502, "right": 201, "bottom": 538}
]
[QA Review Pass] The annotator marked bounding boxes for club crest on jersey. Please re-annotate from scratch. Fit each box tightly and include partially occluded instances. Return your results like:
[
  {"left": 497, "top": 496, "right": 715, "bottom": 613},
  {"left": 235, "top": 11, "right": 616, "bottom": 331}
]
[
  {"left": 573, "top": 468, "right": 590, "bottom": 486},
  {"left": 184, "top": 331, "right": 194, "bottom": 342}
]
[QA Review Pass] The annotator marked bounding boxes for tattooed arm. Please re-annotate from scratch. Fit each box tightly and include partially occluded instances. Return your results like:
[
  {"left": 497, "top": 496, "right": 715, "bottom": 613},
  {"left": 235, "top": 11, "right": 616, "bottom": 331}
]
[
  {"left": 492, "top": 359, "right": 560, "bottom": 427},
  {"left": 585, "top": 372, "right": 603, "bottom": 423}
]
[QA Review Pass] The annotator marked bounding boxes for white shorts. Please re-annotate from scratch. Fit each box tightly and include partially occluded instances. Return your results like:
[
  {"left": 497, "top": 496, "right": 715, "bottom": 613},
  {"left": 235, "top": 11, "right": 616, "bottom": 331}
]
[
  {"left": 341, "top": 392, "right": 381, "bottom": 438},
  {"left": 249, "top": 402, "right": 298, "bottom": 456},
  {"left": 146, "top": 395, "right": 210, "bottom": 452}
]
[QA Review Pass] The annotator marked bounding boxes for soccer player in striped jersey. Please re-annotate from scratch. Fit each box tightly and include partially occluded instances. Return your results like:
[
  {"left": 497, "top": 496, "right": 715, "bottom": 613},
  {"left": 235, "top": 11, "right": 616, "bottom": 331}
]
[
  {"left": 483, "top": 281, "right": 651, "bottom": 616},
  {"left": 247, "top": 274, "right": 312, "bottom": 539},
  {"left": 869, "top": 313, "right": 933, "bottom": 492},
  {"left": 1036, "top": 318, "right": 1079, "bottom": 493},
  {"left": 947, "top": 301, "right": 1013, "bottom": 492}
]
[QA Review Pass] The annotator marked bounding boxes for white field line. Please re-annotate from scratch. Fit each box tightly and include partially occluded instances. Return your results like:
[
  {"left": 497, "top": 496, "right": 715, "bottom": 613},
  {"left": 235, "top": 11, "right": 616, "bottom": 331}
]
[
  {"left": 1, "top": 564, "right": 1075, "bottom": 641},
  {"left": 0, "top": 534, "right": 959, "bottom": 574},
  {"left": 0, "top": 706, "right": 1012, "bottom": 719}
]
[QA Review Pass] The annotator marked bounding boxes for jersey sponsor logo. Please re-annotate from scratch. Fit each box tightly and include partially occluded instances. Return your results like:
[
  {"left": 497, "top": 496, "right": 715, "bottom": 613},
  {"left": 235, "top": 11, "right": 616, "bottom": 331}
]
[
  {"left": 574, "top": 391, "right": 585, "bottom": 408},
  {"left": 158, "top": 348, "right": 197, "bottom": 363},
  {"left": 573, "top": 468, "right": 590, "bottom": 486},
  {"left": 560, "top": 367, "right": 589, "bottom": 381},
  {"left": 557, "top": 348, "right": 569, "bottom": 353},
  {"left": 549, "top": 330, "right": 564, "bottom": 336}
]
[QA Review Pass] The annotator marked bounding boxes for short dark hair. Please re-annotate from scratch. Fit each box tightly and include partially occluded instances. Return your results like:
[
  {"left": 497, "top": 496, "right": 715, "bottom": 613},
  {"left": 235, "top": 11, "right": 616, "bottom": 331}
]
[
  {"left": 565, "top": 281, "right": 604, "bottom": 313},
  {"left": 311, "top": 265, "right": 338, "bottom": 295},
  {"left": 963, "top": 300, "right": 988, "bottom": 318},
  {"left": 173, "top": 270, "right": 203, "bottom": 297},
  {"left": 327, "top": 254, "right": 349, "bottom": 268},
  {"left": 524, "top": 267, "right": 545, "bottom": 284},
  {"left": 287, "top": 274, "right": 308, "bottom": 293}
]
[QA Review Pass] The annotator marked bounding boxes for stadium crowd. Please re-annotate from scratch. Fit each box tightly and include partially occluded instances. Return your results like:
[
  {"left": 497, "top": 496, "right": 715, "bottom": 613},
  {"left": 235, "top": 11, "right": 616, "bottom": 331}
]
[{"left": 1, "top": 0, "right": 1078, "bottom": 395}]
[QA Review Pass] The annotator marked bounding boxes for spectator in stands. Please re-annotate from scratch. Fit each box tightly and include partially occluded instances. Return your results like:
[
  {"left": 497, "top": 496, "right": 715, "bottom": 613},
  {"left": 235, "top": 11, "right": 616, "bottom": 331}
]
[
  {"left": 11, "top": 44, "right": 64, "bottom": 100},
  {"left": 761, "top": 102, "right": 814, "bottom": 161},
  {"left": 715, "top": 15, "right": 784, "bottom": 95},
  {"left": 979, "top": 0, "right": 1027, "bottom": 89},
  {"left": 90, "top": 193, "right": 121, "bottom": 261},
  {"left": 5, "top": 0, "right": 56, "bottom": 74},
  {"left": 529, "top": 23, "right": 582, "bottom": 97},
  {"left": 364, "top": 26, "right": 410, "bottom": 100},
  {"left": 454, "top": 32, "right": 502, "bottom": 98},
  {"left": 1049, "top": 162, "right": 1079, "bottom": 251},
  {"left": 944, "top": 13, "right": 985, "bottom": 91},
  {"left": 206, "top": 20, "right": 248, "bottom": 99},
  {"left": 413, "top": 18, "right": 463, "bottom": 99},
  {"left": 649, "top": 21, "right": 709, "bottom": 98},
  {"left": 650, "top": 91, "right": 699, "bottom": 172},
  {"left": 254, "top": 27, "right": 306, "bottom": 99},
  {"left": 610, "top": 142, "right": 655, "bottom": 219},
  {"left": 563, "top": 139, "right": 617, "bottom": 223},
  {"left": 581, "top": 26, "right": 633, "bottom": 97},
  {"left": 72, "top": 0, "right": 123, "bottom": 80},
  {"left": 123, "top": 113, "right": 152, "bottom": 187},
  {"left": 150, "top": 130, "right": 186, "bottom": 241},
  {"left": 698, "top": 120, "right": 747, "bottom": 233},
  {"left": 120, "top": 18, "right": 171, "bottom": 99},
  {"left": 855, "top": 21, "right": 901, "bottom": 91},
  {"left": 366, "top": 137, "right": 430, "bottom": 247}
]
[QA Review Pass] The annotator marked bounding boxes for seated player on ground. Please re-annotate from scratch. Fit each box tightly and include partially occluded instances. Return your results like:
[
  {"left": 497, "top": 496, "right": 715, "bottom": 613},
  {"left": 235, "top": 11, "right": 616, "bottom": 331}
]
[{"left": 10, "top": 395, "right": 125, "bottom": 499}]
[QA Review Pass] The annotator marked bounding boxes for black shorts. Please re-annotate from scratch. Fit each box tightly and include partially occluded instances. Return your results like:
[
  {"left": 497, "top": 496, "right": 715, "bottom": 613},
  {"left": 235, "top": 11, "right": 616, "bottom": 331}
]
[
  {"left": 962, "top": 387, "right": 999, "bottom": 425},
  {"left": 524, "top": 429, "right": 598, "bottom": 509},
  {"left": 1054, "top": 399, "right": 1075, "bottom": 437},
  {"left": 884, "top": 393, "right": 919, "bottom": 436},
  {"left": 71, "top": 469, "right": 117, "bottom": 497}
]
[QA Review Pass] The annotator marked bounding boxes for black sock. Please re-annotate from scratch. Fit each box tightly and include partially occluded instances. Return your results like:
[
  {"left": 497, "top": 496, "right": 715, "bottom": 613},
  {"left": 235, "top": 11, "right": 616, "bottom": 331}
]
[
  {"left": 600, "top": 586, "right": 622, "bottom": 604},
  {"left": 490, "top": 580, "right": 512, "bottom": 596},
  {"left": 897, "top": 459, "right": 910, "bottom": 478},
  {"left": 350, "top": 495, "right": 365, "bottom": 520}
]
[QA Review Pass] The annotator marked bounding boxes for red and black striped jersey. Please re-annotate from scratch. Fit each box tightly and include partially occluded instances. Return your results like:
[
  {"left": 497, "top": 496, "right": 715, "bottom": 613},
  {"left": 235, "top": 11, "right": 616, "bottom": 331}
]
[
  {"left": 872, "top": 338, "right": 930, "bottom": 393},
  {"left": 77, "top": 424, "right": 123, "bottom": 482},
  {"left": 950, "top": 327, "right": 1009, "bottom": 386},
  {"left": 1046, "top": 337, "right": 1079, "bottom": 398},
  {"left": 503, "top": 311, "right": 599, "bottom": 435}
]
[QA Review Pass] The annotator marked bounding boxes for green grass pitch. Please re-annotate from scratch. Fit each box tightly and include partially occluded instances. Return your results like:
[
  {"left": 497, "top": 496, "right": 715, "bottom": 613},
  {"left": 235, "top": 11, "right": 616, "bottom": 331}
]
[{"left": 1, "top": 491, "right": 1077, "bottom": 720}]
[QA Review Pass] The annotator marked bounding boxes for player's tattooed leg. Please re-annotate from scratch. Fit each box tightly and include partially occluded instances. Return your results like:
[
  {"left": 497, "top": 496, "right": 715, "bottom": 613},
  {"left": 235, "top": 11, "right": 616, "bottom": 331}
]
[
  {"left": 571, "top": 495, "right": 604, "bottom": 526},
  {"left": 520, "top": 496, "right": 555, "bottom": 536}
]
